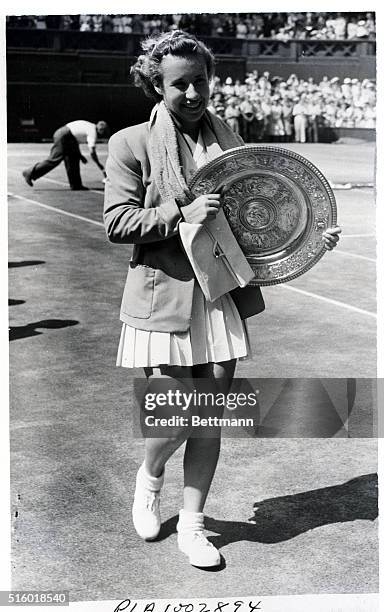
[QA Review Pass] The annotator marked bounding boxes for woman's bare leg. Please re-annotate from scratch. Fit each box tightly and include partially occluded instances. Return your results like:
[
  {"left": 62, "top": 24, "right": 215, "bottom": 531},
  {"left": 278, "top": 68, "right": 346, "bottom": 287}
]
[
  {"left": 143, "top": 365, "right": 194, "bottom": 477},
  {"left": 182, "top": 359, "right": 237, "bottom": 511},
  {"left": 132, "top": 364, "right": 195, "bottom": 540}
]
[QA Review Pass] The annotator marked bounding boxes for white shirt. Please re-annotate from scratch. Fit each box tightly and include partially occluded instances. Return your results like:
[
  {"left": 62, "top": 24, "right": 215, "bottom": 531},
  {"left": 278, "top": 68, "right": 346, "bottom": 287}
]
[{"left": 66, "top": 120, "right": 97, "bottom": 150}]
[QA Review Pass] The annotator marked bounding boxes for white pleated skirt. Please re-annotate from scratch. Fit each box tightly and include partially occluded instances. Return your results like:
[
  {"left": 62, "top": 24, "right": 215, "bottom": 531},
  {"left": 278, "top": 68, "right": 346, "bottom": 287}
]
[{"left": 116, "top": 282, "right": 252, "bottom": 368}]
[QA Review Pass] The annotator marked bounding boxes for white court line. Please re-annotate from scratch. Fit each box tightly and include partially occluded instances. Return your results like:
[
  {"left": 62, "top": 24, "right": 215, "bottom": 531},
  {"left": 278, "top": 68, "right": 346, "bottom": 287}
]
[
  {"left": 7, "top": 151, "right": 61, "bottom": 157},
  {"left": 38, "top": 176, "right": 105, "bottom": 195},
  {"left": 333, "top": 250, "right": 375, "bottom": 262},
  {"left": 8, "top": 192, "right": 104, "bottom": 228},
  {"left": 8, "top": 191, "right": 376, "bottom": 319},
  {"left": 281, "top": 284, "right": 376, "bottom": 318},
  {"left": 341, "top": 234, "right": 375, "bottom": 238},
  {"left": 7, "top": 151, "right": 108, "bottom": 157},
  {"left": 10, "top": 172, "right": 375, "bottom": 262},
  {"left": 9, "top": 168, "right": 104, "bottom": 195}
]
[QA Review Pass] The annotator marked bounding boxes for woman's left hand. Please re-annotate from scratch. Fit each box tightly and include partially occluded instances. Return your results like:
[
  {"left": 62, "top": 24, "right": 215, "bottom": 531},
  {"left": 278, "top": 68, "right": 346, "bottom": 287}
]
[{"left": 322, "top": 225, "right": 341, "bottom": 250}]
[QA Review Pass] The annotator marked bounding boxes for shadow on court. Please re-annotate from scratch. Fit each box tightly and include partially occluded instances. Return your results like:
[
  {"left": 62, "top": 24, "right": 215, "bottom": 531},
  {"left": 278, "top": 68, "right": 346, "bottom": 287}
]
[
  {"left": 158, "top": 473, "right": 377, "bottom": 547},
  {"left": 9, "top": 318, "right": 79, "bottom": 341},
  {"left": 8, "top": 260, "right": 45, "bottom": 268},
  {"left": 7, "top": 142, "right": 378, "bottom": 598}
]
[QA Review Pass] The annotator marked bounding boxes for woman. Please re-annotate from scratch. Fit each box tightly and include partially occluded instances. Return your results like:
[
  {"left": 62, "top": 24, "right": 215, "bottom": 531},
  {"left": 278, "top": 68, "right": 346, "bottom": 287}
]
[{"left": 103, "top": 30, "right": 340, "bottom": 568}]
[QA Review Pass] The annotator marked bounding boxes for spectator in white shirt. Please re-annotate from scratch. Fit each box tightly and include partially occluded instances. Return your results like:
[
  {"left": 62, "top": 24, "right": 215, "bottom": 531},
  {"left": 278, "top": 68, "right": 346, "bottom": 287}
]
[
  {"left": 347, "top": 16, "right": 359, "bottom": 39},
  {"left": 334, "top": 13, "right": 347, "bottom": 38},
  {"left": 356, "top": 19, "right": 369, "bottom": 39},
  {"left": 293, "top": 94, "right": 308, "bottom": 143},
  {"left": 224, "top": 97, "right": 241, "bottom": 134}
]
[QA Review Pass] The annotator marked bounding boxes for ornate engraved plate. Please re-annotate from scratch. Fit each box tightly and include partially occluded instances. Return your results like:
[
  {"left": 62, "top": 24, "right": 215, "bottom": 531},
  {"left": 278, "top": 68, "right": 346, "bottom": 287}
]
[{"left": 188, "top": 146, "right": 337, "bottom": 286}]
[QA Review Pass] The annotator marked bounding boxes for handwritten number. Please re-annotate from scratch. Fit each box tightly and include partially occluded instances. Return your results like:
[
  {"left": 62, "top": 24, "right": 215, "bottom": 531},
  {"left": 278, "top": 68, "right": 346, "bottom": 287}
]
[
  {"left": 214, "top": 603, "right": 229, "bottom": 612},
  {"left": 114, "top": 599, "right": 262, "bottom": 612}
]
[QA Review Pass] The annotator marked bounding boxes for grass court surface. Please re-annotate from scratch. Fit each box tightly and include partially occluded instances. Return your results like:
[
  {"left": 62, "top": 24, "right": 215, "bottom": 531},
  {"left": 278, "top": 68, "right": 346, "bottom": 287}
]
[{"left": 8, "top": 141, "right": 377, "bottom": 601}]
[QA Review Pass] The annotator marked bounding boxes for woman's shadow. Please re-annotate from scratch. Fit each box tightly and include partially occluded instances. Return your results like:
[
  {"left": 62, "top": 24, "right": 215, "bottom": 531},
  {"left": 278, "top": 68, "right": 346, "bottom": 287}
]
[{"left": 158, "top": 473, "right": 377, "bottom": 554}]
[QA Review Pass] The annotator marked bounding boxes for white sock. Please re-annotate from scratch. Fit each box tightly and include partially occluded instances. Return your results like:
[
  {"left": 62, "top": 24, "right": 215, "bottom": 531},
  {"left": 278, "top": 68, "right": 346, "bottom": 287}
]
[
  {"left": 177, "top": 509, "right": 204, "bottom": 535},
  {"left": 137, "top": 462, "right": 164, "bottom": 492}
]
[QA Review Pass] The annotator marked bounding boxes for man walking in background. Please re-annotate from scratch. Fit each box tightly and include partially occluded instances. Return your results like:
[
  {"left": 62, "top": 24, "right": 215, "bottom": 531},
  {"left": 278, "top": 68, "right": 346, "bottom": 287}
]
[{"left": 22, "top": 120, "right": 110, "bottom": 190}]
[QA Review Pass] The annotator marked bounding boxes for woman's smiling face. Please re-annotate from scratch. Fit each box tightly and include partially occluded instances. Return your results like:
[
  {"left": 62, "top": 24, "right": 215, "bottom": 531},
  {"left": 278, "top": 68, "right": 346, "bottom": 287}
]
[{"left": 155, "top": 54, "right": 211, "bottom": 129}]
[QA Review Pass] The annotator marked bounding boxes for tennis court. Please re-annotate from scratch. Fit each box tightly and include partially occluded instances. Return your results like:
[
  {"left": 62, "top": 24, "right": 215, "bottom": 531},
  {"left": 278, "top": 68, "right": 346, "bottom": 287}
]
[{"left": 8, "top": 141, "right": 378, "bottom": 601}]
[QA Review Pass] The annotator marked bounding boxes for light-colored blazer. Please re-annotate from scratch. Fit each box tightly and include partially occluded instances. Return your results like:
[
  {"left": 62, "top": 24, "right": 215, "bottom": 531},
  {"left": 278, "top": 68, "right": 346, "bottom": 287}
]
[{"left": 104, "top": 121, "right": 264, "bottom": 332}]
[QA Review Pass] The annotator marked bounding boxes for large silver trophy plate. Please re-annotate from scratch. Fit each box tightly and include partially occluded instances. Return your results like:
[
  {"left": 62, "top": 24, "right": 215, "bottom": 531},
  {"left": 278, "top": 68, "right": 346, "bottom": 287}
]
[{"left": 188, "top": 146, "right": 337, "bottom": 286}]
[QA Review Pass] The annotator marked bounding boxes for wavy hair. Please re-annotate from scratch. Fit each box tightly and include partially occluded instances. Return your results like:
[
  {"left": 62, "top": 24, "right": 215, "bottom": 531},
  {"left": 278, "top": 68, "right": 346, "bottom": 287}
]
[{"left": 131, "top": 30, "right": 215, "bottom": 102}]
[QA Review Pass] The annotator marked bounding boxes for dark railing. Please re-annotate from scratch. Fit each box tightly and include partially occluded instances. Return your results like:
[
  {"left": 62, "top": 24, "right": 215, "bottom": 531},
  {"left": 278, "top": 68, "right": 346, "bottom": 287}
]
[
  {"left": 6, "top": 28, "right": 376, "bottom": 59},
  {"left": 299, "top": 40, "right": 375, "bottom": 58}
]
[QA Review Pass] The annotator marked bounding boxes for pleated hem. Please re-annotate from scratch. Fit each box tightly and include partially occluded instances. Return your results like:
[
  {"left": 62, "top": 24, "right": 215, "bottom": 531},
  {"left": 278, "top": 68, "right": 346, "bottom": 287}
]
[{"left": 116, "top": 284, "right": 253, "bottom": 368}]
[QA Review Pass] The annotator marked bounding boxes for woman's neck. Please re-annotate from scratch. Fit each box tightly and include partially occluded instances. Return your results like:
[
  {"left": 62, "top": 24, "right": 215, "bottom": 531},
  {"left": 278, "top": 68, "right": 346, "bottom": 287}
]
[
  {"left": 181, "top": 124, "right": 200, "bottom": 142},
  {"left": 170, "top": 112, "right": 201, "bottom": 142}
]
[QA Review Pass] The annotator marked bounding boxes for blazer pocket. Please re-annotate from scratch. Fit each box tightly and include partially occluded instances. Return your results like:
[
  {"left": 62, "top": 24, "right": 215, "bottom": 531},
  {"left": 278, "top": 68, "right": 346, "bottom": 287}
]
[
  {"left": 120, "top": 263, "right": 155, "bottom": 319},
  {"left": 151, "top": 268, "right": 195, "bottom": 329}
]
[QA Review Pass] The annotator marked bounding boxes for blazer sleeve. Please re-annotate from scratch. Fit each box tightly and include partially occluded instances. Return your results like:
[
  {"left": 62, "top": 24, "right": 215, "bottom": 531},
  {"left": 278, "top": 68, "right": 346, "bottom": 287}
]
[{"left": 103, "top": 130, "right": 182, "bottom": 244}]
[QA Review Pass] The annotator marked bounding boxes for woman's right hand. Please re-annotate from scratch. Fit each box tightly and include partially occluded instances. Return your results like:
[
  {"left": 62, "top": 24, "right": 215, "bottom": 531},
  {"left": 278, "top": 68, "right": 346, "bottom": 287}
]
[{"left": 181, "top": 194, "right": 221, "bottom": 224}]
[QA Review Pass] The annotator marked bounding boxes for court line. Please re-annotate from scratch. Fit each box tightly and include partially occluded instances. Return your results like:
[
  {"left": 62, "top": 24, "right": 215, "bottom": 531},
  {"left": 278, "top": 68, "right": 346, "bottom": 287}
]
[
  {"left": 280, "top": 284, "right": 376, "bottom": 318},
  {"left": 8, "top": 192, "right": 104, "bottom": 228},
  {"left": 29, "top": 175, "right": 104, "bottom": 196},
  {"left": 332, "top": 250, "right": 375, "bottom": 262},
  {"left": 8, "top": 168, "right": 104, "bottom": 195},
  {"left": 10, "top": 173, "right": 375, "bottom": 262},
  {"left": 8, "top": 151, "right": 108, "bottom": 157},
  {"left": 10, "top": 171, "right": 375, "bottom": 260},
  {"left": 7, "top": 151, "right": 62, "bottom": 157},
  {"left": 341, "top": 234, "right": 375, "bottom": 238},
  {"left": 8, "top": 190, "right": 376, "bottom": 318},
  {"left": 37, "top": 176, "right": 105, "bottom": 195}
]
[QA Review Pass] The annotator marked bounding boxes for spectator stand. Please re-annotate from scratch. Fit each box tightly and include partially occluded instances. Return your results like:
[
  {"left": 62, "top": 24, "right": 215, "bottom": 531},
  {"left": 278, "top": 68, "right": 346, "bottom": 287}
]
[{"left": 6, "top": 12, "right": 376, "bottom": 141}]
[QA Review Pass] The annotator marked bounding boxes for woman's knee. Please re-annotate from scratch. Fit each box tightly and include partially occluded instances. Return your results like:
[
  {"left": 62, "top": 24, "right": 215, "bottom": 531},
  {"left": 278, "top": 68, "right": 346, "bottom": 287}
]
[
  {"left": 140, "top": 371, "right": 196, "bottom": 438},
  {"left": 144, "top": 418, "right": 195, "bottom": 450}
]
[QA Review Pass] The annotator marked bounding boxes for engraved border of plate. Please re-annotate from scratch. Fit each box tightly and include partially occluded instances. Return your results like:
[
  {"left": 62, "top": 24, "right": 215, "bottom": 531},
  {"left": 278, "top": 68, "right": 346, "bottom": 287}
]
[{"left": 188, "top": 145, "right": 337, "bottom": 286}]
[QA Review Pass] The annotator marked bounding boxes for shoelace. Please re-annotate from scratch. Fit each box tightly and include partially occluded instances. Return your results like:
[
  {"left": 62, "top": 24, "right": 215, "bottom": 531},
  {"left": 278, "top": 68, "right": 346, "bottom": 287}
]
[
  {"left": 190, "top": 531, "right": 213, "bottom": 547},
  {"left": 141, "top": 490, "right": 160, "bottom": 512}
]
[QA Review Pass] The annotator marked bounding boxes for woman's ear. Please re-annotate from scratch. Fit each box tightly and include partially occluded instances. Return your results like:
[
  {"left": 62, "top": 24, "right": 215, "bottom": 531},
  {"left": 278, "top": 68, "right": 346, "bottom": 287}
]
[{"left": 153, "top": 79, "right": 163, "bottom": 97}]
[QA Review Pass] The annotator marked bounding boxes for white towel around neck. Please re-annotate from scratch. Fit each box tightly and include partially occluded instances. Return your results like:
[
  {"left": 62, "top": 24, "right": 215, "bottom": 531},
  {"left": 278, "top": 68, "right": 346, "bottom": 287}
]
[{"left": 177, "top": 124, "right": 255, "bottom": 302}]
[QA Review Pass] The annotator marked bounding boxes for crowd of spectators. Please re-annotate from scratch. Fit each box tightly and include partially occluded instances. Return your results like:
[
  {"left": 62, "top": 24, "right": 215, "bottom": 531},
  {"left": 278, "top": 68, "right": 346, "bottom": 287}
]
[
  {"left": 7, "top": 13, "right": 376, "bottom": 139},
  {"left": 7, "top": 12, "right": 376, "bottom": 40},
  {"left": 208, "top": 72, "right": 376, "bottom": 143}
]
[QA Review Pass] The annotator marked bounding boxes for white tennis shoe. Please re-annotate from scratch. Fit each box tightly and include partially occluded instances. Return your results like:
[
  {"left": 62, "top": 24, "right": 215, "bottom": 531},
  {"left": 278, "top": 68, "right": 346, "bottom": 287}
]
[
  {"left": 178, "top": 530, "right": 221, "bottom": 567},
  {"left": 132, "top": 464, "right": 163, "bottom": 540},
  {"left": 177, "top": 509, "right": 220, "bottom": 567}
]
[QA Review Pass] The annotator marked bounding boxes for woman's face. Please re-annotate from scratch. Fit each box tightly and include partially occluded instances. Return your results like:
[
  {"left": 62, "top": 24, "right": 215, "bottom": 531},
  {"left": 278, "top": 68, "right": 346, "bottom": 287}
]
[{"left": 155, "top": 54, "right": 210, "bottom": 129}]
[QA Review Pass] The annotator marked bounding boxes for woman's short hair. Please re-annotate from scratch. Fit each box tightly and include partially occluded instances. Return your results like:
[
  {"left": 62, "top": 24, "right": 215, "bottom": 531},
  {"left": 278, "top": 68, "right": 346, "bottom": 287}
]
[{"left": 131, "top": 30, "right": 215, "bottom": 102}]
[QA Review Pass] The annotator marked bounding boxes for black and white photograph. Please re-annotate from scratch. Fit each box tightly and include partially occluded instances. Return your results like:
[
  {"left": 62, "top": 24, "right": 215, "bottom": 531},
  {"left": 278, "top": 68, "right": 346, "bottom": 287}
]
[{"left": 2, "top": 2, "right": 382, "bottom": 611}]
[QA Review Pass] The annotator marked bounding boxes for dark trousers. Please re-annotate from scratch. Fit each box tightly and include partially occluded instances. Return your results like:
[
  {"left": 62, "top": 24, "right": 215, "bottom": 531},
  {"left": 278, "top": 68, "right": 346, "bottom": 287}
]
[
  {"left": 240, "top": 117, "right": 256, "bottom": 142},
  {"left": 27, "top": 126, "right": 83, "bottom": 188},
  {"left": 306, "top": 118, "right": 319, "bottom": 143}
]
